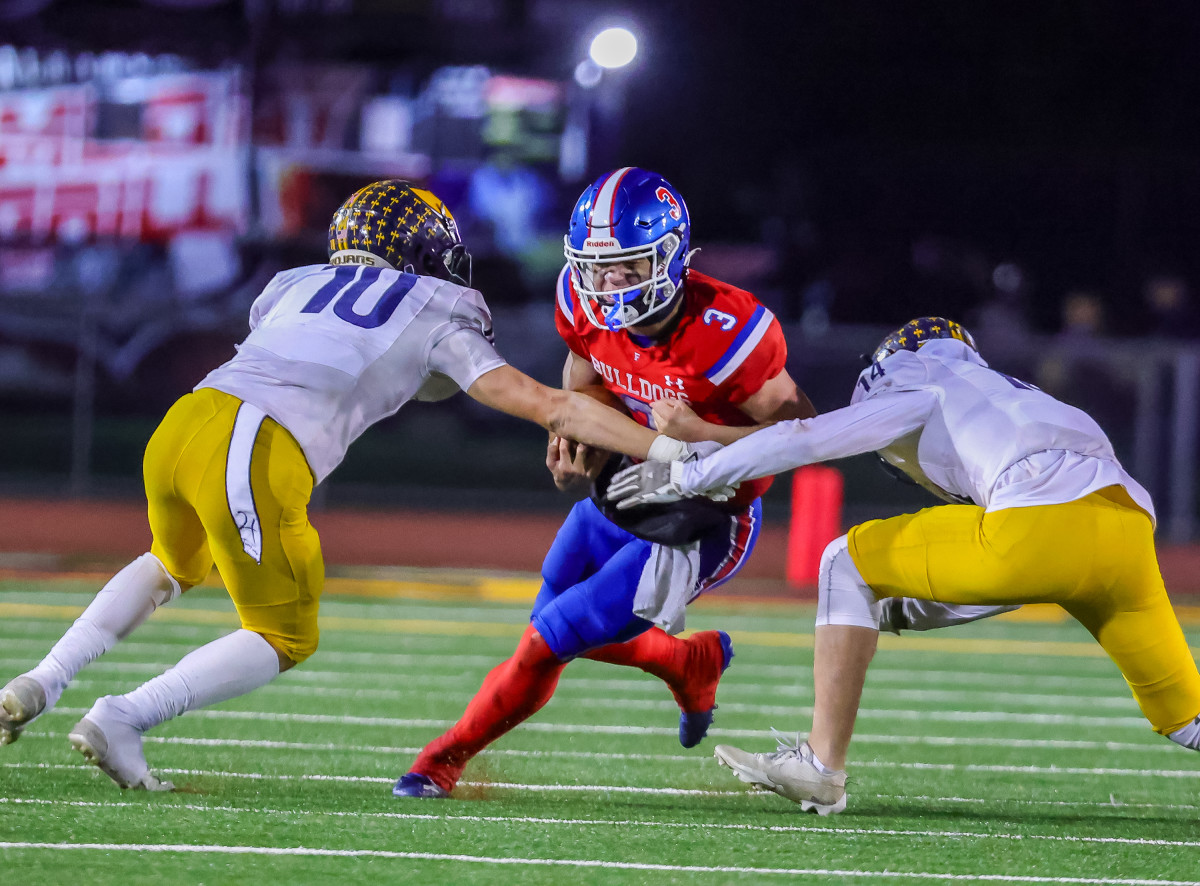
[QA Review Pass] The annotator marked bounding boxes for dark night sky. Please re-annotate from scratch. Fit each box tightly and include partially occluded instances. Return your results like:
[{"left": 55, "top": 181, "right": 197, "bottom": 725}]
[
  {"left": 609, "top": 1, "right": 1200, "bottom": 329},
  {"left": 9, "top": 0, "right": 1200, "bottom": 330},
  {"left": 645, "top": 3, "right": 1195, "bottom": 158}
]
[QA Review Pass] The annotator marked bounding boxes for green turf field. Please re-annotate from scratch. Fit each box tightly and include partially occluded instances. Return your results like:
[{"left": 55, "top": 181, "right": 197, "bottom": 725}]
[{"left": 2, "top": 574, "right": 1199, "bottom": 884}]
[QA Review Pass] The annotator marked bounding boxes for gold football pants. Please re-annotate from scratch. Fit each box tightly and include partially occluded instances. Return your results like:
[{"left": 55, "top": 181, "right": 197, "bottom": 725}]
[
  {"left": 848, "top": 486, "right": 1200, "bottom": 735},
  {"left": 142, "top": 388, "right": 323, "bottom": 662}
]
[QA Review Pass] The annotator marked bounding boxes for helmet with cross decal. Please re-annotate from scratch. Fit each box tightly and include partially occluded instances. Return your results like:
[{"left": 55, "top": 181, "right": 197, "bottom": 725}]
[
  {"left": 871, "top": 317, "right": 979, "bottom": 364},
  {"left": 328, "top": 180, "right": 472, "bottom": 287}
]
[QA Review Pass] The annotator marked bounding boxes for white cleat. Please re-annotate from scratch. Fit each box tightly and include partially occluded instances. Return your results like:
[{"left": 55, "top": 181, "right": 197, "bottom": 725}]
[
  {"left": 0, "top": 675, "right": 48, "bottom": 745},
  {"left": 68, "top": 697, "right": 174, "bottom": 792},
  {"left": 715, "top": 733, "right": 847, "bottom": 815}
]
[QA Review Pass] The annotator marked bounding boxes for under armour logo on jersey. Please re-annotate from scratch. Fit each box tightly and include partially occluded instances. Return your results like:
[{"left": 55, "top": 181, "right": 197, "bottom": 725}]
[{"left": 589, "top": 354, "right": 690, "bottom": 403}]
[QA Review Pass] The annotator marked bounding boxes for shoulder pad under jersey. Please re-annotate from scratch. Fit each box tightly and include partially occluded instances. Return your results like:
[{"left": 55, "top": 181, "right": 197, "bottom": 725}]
[
  {"left": 850, "top": 350, "right": 929, "bottom": 404},
  {"left": 438, "top": 281, "right": 496, "bottom": 342},
  {"left": 695, "top": 301, "right": 780, "bottom": 388}
]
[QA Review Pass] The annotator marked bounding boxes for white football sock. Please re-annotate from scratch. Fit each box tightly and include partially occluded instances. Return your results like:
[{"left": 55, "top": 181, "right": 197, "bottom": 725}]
[
  {"left": 27, "top": 553, "right": 181, "bottom": 709},
  {"left": 1168, "top": 716, "right": 1200, "bottom": 750},
  {"left": 806, "top": 743, "right": 838, "bottom": 775},
  {"left": 117, "top": 629, "right": 281, "bottom": 733}
]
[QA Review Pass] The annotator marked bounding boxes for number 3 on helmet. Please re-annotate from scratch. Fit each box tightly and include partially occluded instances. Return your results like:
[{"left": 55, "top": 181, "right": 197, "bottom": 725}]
[{"left": 564, "top": 167, "right": 693, "bottom": 331}]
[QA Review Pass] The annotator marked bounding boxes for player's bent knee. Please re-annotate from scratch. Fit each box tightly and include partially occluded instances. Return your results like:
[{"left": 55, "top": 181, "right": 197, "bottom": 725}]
[
  {"left": 528, "top": 612, "right": 574, "bottom": 661},
  {"left": 148, "top": 535, "right": 212, "bottom": 590},
  {"left": 255, "top": 626, "right": 318, "bottom": 670},
  {"left": 124, "top": 553, "right": 185, "bottom": 606},
  {"left": 531, "top": 607, "right": 608, "bottom": 662},
  {"left": 515, "top": 625, "right": 565, "bottom": 668},
  {"left": 816, "top": 535, "right": 880, "bottom": 629}
]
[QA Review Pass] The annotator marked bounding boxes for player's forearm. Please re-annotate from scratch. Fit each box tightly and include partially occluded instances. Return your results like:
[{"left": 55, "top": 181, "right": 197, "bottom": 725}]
[
  {"left": 465, "top": 365, "right": 644, "bottom": 455},
  {"left": 673, "top": 371, "right": 813, "bottom": 446},
  {"left": 468, "top": 366, "right": 657, "bottom": 458},
  {"left": 548, "top": 390, "right": 656, "bottom": 459},
  {"left": 678, "top": 396, "right": 929, "bottom": 495},
  {"left": 685, "top": 420, "right": 771, "bottom": 446}
]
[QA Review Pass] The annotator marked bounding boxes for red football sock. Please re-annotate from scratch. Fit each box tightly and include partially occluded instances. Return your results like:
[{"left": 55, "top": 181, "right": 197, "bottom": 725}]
[
  {"left": 411, "top": 625, "right": 565, "bottom": 793},
  {"left": 584, "top": 628, "right": 726, "bottom": 713},
  {"left": 583, "top": 626, "right": 687, "bottom": 682}
]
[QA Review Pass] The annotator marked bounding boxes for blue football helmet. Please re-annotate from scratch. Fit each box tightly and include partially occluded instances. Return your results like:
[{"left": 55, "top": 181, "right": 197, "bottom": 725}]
[
  {"left": 872, "top": 317, "right": 979, "bottom": 363},
  {"left": 564, "top": 167, "right": 692, "bottom": 330},
  {"left": 328, "top": 180, "right": 471, "bottom": 286}
]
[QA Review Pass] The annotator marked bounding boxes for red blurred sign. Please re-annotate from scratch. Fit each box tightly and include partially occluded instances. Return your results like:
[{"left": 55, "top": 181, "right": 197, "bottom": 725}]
[{"left": 0, "top": 74, "right": 246, "bottom": 244}]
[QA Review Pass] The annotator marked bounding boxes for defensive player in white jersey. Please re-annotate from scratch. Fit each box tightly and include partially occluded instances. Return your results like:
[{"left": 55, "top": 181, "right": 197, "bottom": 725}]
[
  {"left": 608, "top": 316, "right": 1200, "bottom": 814},
  {"left": 0, "top": 180, "right": 677, "bottom": 791}
]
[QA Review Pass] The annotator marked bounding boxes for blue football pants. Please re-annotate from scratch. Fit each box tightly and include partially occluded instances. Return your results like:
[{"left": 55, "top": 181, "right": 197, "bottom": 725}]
[{"left": 531, "top": 497, "right": 761, "bottom": 659}]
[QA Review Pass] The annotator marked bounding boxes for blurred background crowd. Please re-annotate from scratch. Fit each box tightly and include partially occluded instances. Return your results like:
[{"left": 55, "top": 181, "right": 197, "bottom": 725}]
[{"left": 1, "top": 0, "right": 1198, "bottom": 540}]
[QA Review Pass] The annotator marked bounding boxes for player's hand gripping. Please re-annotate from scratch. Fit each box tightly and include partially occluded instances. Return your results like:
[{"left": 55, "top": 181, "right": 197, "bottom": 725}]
[
  {"left": 606, "top": 454, "right": 737, "bottom": 510},
  {"left": 546, "top": 436, "right": 609, "bottom": 492},
  {"left": 605, "top": 460, "right": 685, "bottom": 509},
  {"left": 650, "top": 399, "right": 710, "bottom": 442}
]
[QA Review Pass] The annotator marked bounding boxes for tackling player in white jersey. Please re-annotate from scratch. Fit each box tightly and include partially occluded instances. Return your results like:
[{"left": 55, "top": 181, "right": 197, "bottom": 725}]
[
  {"left": 0, "top": 180, "right": 673, "bottom": 791},
  {"left": 608, "top": 316, "right": 1200, "bottom": 814}
]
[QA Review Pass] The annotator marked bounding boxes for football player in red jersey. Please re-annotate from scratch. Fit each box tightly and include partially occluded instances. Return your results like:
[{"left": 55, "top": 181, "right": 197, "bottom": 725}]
[{"left": 394, "top": 168, "right": 816, "bottom": 799}]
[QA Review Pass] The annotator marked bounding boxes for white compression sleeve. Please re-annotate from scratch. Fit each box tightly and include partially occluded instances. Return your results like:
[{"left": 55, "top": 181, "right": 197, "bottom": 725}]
[
  {"left": 897, "top": 600, "right": 1022, "bottom": 631},
  {"left": 814, "top": 535, "right": 880, "bottom": 629},
  {"left": 1169, "top": 716, "right": 1200, "bottom": 750},
  {"left": 28, "top": 553, "right": 182, "bottom": 708},
  {"left": 117, "top": 629, "right": 281, "bottom": 733},
  {"left": 678, "top": 393, "right": 936, "bottom": 498}
]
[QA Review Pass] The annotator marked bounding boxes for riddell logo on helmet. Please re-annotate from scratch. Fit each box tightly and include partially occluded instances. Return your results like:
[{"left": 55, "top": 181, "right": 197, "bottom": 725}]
[{"left": 583, "top": 238, "right": 620, "bottom": 249}]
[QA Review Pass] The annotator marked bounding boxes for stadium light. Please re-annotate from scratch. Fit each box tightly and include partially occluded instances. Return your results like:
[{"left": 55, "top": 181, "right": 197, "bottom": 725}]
[
  {"left": 588, "top": 27, "right": 638, "bottom": 70},
  {"left": 574, "top": 58, "right": 603, "bottom": 89}
]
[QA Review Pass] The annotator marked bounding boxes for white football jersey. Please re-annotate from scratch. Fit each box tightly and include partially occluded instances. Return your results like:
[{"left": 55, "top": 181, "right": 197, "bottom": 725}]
[
  {"left": 197, "top": 264, "right": 506, "bottom": 482},
  {"left": 683, "top": 338, "right": 1154, "bottom": 520}
]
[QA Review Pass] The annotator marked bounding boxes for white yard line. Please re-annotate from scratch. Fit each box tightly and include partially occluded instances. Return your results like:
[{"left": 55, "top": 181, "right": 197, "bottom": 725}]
[
  {"left": 2, "top": 797, "right": 1198, "bottom": 846},
  {"left": 5, "top": 653, "right": 1143, "bottom": 715},
  {"left": 0, "top": 644, "right": 1131, "bottom": 683},
  {"left": 2, "top": 608, "right": 1167, "bottom": 665},
  {"left": 6, "top": 757, "right": 1200, "bottom": 782},
  {"left": 0, "top": 841, "right": 1195, "bottom": 883},
  {"left": 33, "top": 703, "right": 1162, "bottom": 730},
  {"left": 16, "top": 729, "right": 1180, "bottom": 757},
  {"left": 40, "top": 676, "right": 1143, "bottom": 714}
]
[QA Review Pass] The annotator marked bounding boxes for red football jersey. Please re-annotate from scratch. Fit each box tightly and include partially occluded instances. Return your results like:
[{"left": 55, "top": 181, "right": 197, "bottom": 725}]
[{"left": 555, "top": 265, "right": 787, "bottom": 503}]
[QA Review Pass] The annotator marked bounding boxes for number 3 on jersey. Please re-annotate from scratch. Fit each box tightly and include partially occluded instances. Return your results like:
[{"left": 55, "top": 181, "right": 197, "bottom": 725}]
[{"left": 301, "top": 266, "right": 416, "bottom": 329}]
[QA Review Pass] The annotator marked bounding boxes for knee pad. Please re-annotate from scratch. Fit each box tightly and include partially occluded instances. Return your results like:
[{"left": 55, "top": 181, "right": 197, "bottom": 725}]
[
  {"left": 815, "top": 535, "right": 880, "bottom": 629},
  {"left": 114, "top": 553, "right": 183, "bottom": 607},
  {"left": 88, "top": 553, "right": 183, "bottom": 642},
  {"left": 512, "top": 625, "right": 565, "bottom": 670},
  {"left": 532, "top": 601, "right": 646, "bottom": 661},
  {"left": 139, "top": 553, "right": 184, "bottom": 606},
  {"left": 531, "top": 533, "right": 651, "bottom": 660}
]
